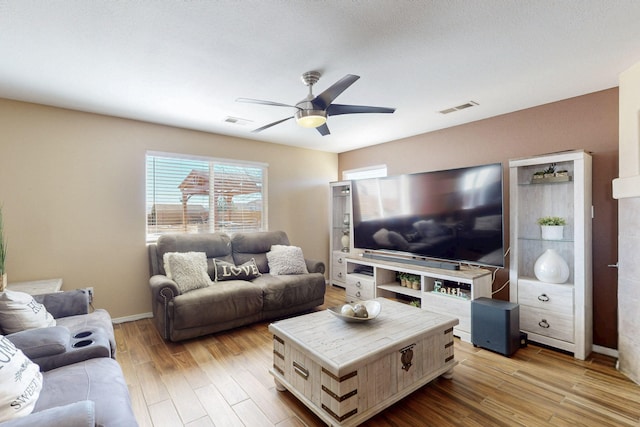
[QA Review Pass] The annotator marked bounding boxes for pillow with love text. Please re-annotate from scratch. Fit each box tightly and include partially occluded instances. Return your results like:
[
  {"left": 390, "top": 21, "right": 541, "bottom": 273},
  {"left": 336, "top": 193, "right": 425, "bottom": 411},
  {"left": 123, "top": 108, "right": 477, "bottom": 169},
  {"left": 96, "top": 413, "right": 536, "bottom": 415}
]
[{"left": 213, "top": 258, "right": 261, "bottom": 282}]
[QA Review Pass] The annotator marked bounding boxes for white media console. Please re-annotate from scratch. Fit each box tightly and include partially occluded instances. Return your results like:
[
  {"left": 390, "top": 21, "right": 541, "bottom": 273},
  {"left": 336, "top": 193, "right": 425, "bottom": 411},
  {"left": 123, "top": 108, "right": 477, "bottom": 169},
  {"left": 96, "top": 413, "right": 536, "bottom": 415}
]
[{"left": 344, "top": 253, "right": 493, "bottom": 343}]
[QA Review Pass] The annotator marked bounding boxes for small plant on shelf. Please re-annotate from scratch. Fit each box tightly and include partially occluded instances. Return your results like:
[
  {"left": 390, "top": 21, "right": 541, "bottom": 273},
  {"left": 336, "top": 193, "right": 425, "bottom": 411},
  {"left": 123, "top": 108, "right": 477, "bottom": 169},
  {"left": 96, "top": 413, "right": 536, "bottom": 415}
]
[
  {"left": 537, "top": 216, "right": 566, "bottom": 226},
  {"left": 538, "top": 216, "right": 566, "bottom": 240},
  {"left": 397, "top": 272, "right": 407, "bottom": 287},
  {"left": 408, "top": 300, "right": 421, "bottom": 308},
  {"left": 531, "top": 163, "right": 570, "bottom": 183}
]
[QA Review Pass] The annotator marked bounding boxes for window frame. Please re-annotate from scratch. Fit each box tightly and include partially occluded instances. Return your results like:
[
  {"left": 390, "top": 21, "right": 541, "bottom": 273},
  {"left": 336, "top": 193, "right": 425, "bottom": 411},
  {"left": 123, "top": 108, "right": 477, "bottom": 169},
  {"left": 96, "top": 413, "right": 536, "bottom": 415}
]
[
  {"left": 145, "top": 151, "right": 268, "bottom": 243},
  {"left": 342, "top": 164, "right": 388, "bottom": 180}
]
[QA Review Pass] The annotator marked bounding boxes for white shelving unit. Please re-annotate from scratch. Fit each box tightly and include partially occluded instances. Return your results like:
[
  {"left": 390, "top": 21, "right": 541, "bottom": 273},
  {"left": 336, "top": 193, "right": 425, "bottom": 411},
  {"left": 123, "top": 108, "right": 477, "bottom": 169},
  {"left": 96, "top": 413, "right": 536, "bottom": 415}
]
[
  {"left": 509, "top": 150, "right": 592, "bottom": 360},
  {"left": 329, "top": 181, "right": 352, "bottom": 288},
  {"left": 345, "top": 255, "right": 492, "bottom": 343}
]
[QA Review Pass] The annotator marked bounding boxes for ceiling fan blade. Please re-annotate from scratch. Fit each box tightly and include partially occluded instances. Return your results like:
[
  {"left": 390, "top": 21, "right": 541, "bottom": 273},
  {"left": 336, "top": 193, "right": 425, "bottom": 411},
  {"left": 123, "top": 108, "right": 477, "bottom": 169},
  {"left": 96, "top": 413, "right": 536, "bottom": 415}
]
[
  {"left": 236, "top": 98, "right": 301, "bottom": 110},
  {"left": 316, "top": 123, "right": 330, "bottom": 136},
  {"left": 313, "top": 74, "right": 360, "bottom": 110},
  {"left": 327, "top": 104, "right": 396, "bottom": 116},
  {"left": 251, "top": 116, "right": 294, "bottom": 133}
]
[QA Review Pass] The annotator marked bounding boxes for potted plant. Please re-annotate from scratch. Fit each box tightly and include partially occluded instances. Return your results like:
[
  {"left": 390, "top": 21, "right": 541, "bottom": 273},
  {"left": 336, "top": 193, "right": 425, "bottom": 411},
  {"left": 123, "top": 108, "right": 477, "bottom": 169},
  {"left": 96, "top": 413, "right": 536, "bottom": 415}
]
[
  {"left": 0, "top": 206, "right": 6, "bottom": 291},
  {"left": 537, "top": 216, "right": 566, "bottom": 240},
  {"left": 409, "top": 274, "right": 420, "bottom": 290}
]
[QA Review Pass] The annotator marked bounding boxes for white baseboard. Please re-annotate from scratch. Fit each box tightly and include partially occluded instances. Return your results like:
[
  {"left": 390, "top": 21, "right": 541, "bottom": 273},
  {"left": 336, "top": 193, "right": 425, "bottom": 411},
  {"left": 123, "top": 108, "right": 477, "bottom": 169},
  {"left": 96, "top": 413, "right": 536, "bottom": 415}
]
[
  {"left": 112, "top": 312, "right": 153, "bottom": 324},
  {"left": 593, "top": 344, "right": 618, "bottom": 359}
]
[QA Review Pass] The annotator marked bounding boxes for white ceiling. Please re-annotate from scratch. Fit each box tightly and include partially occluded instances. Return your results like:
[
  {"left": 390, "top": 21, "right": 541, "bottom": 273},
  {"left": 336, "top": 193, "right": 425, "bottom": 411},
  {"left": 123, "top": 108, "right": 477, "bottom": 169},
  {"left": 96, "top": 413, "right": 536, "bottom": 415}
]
[{"left": 2, "top": 1, "right": 640, "bottom": 154}]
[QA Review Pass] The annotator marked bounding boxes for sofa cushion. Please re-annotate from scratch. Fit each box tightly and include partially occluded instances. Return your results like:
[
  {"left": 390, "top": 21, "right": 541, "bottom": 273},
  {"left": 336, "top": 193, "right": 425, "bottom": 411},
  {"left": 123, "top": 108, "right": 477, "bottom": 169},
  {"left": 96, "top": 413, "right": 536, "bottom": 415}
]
[
  {"left": 0, "top": 291, "right": 56, "bottom": 334},
  {"left": 0, "top": 335, "right": 43, "bottom": 423},
  {"left": 164, "top": 252, "right": 212, "bottom": 293},
  {"left": 155, "top": 233, "right": 234, "bottom": 276},
  {"left": 252, "top": 273, "right": 326, "bottom": 312},
  {"left": 3, "top": 401, "right": 95, "bottom": 427},
  {"left": 231, "top": 231, "right": 290, "bottom": 273},
  {"left": 213, "top": 258, "right": 261, "bottom": 282},
  {"left": 171, "top": 281, "right": 263, "bottom": 330},
  {"left": 34, "top": 358, "right": 137, "bottom": 427},
  {"left": 33, "top": 290, "right": 90, "bottom": 318},
  {"left": 266, "top": 245, "right": 309, "bottom": 275}
]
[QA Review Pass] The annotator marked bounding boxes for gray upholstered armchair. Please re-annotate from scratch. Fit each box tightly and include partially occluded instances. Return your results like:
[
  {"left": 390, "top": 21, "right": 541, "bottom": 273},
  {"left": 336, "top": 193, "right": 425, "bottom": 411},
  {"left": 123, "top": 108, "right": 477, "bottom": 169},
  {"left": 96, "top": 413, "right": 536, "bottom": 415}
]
[
  {"left": 0, "top": 290, "right": 136, "bottom": 426},
  {"left": 3, "top": 289, "right": 116, "bottom": 371}
]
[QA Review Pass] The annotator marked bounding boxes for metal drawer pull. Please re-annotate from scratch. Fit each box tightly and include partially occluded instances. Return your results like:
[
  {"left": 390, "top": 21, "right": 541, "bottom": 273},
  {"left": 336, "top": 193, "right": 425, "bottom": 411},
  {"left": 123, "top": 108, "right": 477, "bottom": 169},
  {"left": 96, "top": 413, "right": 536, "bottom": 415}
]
[
  {"left": 338, "top": 272, "right": 343, "bottom": 278},
  {"left": 293, "top": 361, "right": 309, "bottom": 380},
  {"left": 539, "top": 319, "right": 550, "bottom": 329},
  {"left": 356, "top": 281, "right": 362, "bottom": 288},
  {"left": 338, "top": 258, "right": 343, "bottom": 264},
  {"left": 538, "top": 294, "right": 550, "bottom": 302},
  {"left": 356, "top": 291, "right": 361, "bottom": 297}
]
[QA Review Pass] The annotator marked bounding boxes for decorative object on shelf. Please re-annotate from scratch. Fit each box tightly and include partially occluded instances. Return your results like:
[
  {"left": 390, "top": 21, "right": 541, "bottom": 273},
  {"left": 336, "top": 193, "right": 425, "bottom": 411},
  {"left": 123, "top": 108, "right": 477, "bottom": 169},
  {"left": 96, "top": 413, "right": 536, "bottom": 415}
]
[
  {"left": 341, "top": 230, "right": 350, "bottom": 252},
  {"left": 531, "top": 163, "right": 571, "bottom": 183},
  {"left": 0, "top": 205, "right": 6, "bottom": 292},
  {"left": 328, "top": 300, "right": 381, "bottom": 323},
  {"left": 537, "top": 216, "right": 566, "bottom": 240},
  {"left": 343, "top": 213, "right": 350, "bottom": 226},
  {"left": 534, "top": 249, "right": 570, "bottom": 283},
  {"left": 409, "top": 299, "right": 421, "bottom": 308},
  {"left": 398, "top": 272, "right": 420, "bottom": 289},
  {"left": 433, "top": 280, "right": 442, "bottom": 293}
]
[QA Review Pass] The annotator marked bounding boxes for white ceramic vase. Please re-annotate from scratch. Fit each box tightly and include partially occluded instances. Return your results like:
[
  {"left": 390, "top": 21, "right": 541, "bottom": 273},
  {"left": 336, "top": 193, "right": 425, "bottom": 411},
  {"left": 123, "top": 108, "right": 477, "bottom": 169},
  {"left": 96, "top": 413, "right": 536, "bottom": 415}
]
[
  {"left": 534, "top": 249, "right": 570, "bottom": 283},
  {"left": 341, "top": 233, "right": 350, "bottom": 252}
]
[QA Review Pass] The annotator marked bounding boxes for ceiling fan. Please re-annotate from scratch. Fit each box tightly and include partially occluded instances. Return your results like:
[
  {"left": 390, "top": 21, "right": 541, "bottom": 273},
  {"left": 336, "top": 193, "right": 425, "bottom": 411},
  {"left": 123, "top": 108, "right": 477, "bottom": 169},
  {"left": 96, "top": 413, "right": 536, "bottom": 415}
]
[{"left": 236, "top": 71, "right": 395, "bottom": 136}]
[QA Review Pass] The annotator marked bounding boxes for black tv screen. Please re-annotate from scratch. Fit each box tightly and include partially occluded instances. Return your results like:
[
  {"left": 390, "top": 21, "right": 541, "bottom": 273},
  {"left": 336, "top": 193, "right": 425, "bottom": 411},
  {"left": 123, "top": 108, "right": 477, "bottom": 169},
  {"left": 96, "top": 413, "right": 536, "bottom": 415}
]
[{"left": 351, "top": 163, "right": 504, "bottom": 268}]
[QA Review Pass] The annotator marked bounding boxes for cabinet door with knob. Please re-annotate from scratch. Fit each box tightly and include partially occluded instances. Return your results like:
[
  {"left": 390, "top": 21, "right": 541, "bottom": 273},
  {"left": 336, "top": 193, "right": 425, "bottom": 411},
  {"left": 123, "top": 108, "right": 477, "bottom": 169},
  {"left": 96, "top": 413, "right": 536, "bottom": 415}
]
[
  {"left": 509, "top": 150, "right": 592, "bottom": 359},
  {"left": 345, "top": 274, "right": 375, "bottom": 303}
]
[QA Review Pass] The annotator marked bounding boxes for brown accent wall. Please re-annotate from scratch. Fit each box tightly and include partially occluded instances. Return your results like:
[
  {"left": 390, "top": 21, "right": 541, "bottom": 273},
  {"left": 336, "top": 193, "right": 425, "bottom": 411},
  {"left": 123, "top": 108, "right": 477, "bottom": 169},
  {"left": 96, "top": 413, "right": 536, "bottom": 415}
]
[
  {"left": 0, "top": 99, "right": 337, "bottom": 319},
  {"left": 339, "top": 88, "right": 619, "bottom": 349}
]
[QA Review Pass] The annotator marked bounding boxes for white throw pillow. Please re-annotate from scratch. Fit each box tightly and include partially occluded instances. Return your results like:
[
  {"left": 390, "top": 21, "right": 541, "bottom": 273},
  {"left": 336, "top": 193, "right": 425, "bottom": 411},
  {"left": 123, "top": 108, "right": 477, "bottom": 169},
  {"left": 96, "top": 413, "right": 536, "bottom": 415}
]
[
  {"left": 267, "top": 245, "right": 309, "bottom": 275},
  {"left": 0, "top": 291, "right": 56, "bottom": 334},
  {"left": 163, "top": 252, "right": 212, "bottom": 293},
  {"left": 0, "top": 335, "right": 43, "bottom": 422}
]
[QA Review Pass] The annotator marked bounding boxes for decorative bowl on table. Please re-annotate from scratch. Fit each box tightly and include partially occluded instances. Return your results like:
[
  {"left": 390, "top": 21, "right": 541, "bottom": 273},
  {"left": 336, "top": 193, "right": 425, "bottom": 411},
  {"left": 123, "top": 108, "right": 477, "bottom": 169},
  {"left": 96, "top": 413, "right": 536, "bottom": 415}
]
[{"left": 328, "top": 300, "right": 382, "bottom": 323}]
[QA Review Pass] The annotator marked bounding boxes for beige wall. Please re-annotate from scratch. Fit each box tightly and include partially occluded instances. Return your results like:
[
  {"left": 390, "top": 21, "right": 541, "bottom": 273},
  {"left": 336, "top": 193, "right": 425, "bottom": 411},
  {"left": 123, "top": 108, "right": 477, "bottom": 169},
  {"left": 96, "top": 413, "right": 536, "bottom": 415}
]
[
  {"left": 339, "top": 88, "right": 620, "bottom": 348},
  {"left": 0, "top": 98, "right": 337, "bottom": 319}
]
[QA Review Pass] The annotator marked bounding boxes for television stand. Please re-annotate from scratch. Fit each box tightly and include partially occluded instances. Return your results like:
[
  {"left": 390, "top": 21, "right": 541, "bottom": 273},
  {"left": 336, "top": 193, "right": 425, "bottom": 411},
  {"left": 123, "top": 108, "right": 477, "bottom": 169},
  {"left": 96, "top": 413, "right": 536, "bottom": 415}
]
[
  {"left": 345, "top": 254, "right": 492, "bottom": 343},
  {"left": 362, "top": 252, "right": 461, "bottom": 270}
]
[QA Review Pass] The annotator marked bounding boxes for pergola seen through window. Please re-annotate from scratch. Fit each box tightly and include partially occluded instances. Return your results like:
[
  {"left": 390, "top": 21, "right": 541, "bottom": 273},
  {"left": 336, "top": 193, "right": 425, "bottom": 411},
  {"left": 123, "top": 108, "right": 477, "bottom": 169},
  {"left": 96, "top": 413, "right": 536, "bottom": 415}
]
[{"left": 146, "top": 152, "right": 267, "bottom": 242}]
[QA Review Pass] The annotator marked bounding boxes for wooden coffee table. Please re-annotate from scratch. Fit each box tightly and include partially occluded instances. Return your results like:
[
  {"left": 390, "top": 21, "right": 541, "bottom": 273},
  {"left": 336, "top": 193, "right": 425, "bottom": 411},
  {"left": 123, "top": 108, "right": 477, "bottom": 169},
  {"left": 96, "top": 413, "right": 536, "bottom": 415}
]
[{"left": 269, "top": 297, "right": 458, "bottom": 426}]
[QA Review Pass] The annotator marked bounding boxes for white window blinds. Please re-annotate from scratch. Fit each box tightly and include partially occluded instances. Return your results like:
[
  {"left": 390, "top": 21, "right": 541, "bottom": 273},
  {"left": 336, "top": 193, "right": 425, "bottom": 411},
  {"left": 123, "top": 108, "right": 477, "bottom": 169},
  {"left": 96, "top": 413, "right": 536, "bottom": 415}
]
[{"left": 146, "top": 152, "right": 267, "bottom": 242}]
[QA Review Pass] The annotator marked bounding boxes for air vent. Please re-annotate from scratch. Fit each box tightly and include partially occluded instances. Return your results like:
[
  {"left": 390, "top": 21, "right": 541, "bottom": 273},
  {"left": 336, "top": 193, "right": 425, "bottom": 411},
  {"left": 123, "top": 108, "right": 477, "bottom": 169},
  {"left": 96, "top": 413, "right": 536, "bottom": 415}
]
[
  {"left": 438, "top": 101, "right": 479, "bottom": 114},
  {"left": 223, "top": 116, "right": 253, "bottom": 126}
]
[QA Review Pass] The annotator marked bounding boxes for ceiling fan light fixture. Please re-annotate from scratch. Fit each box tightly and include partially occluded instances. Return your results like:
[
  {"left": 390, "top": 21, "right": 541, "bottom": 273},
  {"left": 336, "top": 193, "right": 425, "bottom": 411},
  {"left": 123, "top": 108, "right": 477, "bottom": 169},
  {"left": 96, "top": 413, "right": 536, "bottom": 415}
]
[{"left": 295, "top": 109, "right": 327, "bottom": 128}]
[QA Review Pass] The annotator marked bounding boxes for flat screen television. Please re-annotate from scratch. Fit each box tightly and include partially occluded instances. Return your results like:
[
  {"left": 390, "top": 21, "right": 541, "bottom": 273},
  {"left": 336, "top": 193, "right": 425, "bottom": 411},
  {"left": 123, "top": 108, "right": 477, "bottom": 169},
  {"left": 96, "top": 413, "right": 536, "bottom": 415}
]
[{"left": 351, "top": 163, "right": 504, "bottom": 268}]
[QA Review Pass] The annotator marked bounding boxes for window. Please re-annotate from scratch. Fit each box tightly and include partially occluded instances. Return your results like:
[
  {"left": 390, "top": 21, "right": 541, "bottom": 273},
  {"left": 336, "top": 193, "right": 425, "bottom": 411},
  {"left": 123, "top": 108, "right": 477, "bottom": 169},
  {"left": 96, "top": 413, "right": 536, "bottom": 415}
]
[
  {"left": 146, "top": 152, "right": 267, "bottom": 242},
  {"left": 342, "top": 164, "right": 387, "bottom": 180}
]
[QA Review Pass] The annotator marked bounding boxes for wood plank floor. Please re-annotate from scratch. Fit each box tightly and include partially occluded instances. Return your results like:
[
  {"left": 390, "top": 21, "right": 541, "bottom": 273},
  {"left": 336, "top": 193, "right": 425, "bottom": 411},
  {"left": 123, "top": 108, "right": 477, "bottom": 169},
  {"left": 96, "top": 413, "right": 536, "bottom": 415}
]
[{"left": 115, "top": 285, "right": 640, "bottom": 426}]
